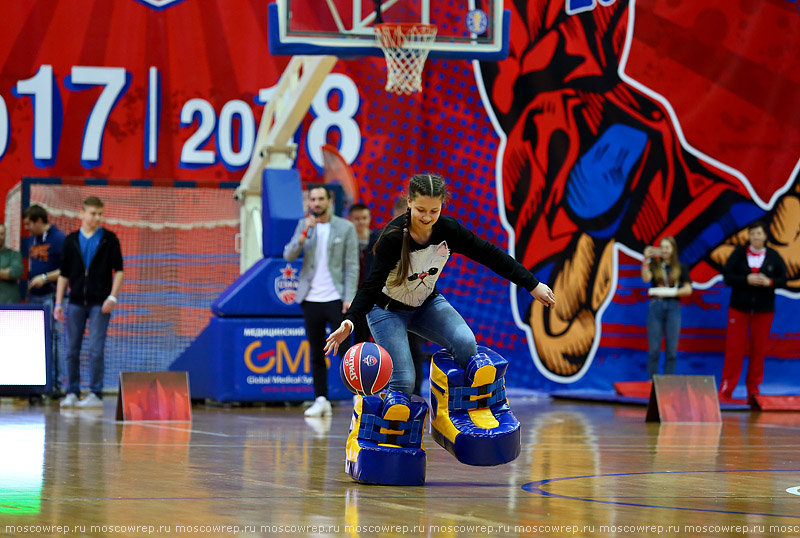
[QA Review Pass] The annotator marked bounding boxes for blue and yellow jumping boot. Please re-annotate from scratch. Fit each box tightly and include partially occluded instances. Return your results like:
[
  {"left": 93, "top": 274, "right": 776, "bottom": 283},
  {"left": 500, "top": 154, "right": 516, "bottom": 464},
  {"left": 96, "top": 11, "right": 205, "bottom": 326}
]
[
  {"left": 345, "top": 391, "right": 428, "bottom": 485},
  {"left": 429, "top": 346, "right": 521, "bottom": 466}
]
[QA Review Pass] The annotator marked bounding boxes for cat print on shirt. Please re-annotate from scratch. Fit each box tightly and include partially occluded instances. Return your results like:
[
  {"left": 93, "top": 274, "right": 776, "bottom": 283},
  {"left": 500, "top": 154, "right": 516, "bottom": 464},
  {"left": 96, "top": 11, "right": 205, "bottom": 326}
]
[{"left": 383, "top": 241, "right": 450, "bottom": 306}]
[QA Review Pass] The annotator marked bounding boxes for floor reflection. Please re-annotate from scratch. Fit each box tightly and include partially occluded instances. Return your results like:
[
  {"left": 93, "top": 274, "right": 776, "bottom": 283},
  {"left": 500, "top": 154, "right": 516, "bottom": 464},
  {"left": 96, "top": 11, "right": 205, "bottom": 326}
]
[
  {"left": 0, "top": 414, "right": 45, "bottom": 516},
  {"left": 0, "top": 396, "right": 797, "bottom": 535}
]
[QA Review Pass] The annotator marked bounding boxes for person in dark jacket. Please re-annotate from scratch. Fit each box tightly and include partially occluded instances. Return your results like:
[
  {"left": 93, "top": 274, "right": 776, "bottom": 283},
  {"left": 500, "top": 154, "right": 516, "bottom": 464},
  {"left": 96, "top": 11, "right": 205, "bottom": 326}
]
[
  {"left": 364, "top": 196, "right": 429, "bottom": 396},
  {"left": 347, "top": 202, "right": 372, "bottom": 345},
  {"left": 24, "top": 204, "right": 66, "bottom": 396},
  {"left": 54, "top": 197, "right": 124, "bottom": 408},
  {"left": 718, "top": 221, "right": 787, "bottom": 402},
  {"left": 324, "top": 174, "right": 555, "bottom": 396}
]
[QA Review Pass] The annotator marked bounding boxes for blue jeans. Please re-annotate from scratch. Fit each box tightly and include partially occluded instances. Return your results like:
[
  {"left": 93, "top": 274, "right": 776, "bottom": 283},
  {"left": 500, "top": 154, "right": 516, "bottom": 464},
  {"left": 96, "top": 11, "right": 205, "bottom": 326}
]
[
  {"left": 647, "top": 298, "right": 681, "bottom": 379},
  {"left": 65, "top": 302, "right": 111, "bottom": 396},
  {"left": 27, "top": 292, "right": 61, "bottom": 392},
  {"left": 367, "top": 294, "right": 477, "bottom": 395}
]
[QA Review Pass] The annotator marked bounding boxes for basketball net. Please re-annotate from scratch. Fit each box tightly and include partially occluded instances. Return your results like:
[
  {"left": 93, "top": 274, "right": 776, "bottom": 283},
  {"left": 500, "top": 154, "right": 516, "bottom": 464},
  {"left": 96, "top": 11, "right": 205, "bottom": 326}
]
[{"left": 374, "top": 23, "right": 437, "bottom": 95}]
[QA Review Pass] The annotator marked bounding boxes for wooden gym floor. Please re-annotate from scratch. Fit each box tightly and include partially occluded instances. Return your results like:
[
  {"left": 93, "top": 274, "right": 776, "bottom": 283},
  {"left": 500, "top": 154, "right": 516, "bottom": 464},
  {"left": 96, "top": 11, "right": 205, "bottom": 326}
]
[{"left": 1, "top": 396, "right": 799, "bottom": 538}]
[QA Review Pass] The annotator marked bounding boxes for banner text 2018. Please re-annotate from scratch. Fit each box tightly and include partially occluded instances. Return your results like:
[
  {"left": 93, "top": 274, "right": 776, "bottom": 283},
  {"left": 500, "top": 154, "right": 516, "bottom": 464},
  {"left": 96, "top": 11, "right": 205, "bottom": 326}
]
[{"left": 4, "top": 65, "right": 361, "bottom": 171}]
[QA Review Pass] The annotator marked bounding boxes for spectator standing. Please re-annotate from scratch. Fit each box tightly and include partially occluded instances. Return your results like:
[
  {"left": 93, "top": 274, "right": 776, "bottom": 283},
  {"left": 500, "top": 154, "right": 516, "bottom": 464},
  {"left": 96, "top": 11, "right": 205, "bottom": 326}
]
[
  {"left": 55, "top": 197, "right": 124, "bottom": 409},
  {"left": 24, "top": 205, "right": 66, "bottom": 395},
  {"left": 719, "top": 221, "right": 787, "bottom": 403},
  {"left": 640, "top": 236, "right": 692, "bottom": 379},
  {"left": 284, "top": 185, "right": 359, "bottom": 417},
  {"left": 348, "top": 203, "right": 372, "bottom": 344},
  {"left": 0, "top": 223, "right": 23, "bottom": 304}
]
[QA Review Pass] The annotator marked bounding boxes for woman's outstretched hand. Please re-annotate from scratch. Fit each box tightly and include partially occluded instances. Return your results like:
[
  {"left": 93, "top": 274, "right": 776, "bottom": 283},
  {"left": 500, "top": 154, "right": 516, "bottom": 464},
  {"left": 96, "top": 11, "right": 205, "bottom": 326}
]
[
  {"left": 532, "top": 282, "right": 556, "bottom": 307},
  {"left": 324, "top": 321, "right": 353, "bottom": 356}
]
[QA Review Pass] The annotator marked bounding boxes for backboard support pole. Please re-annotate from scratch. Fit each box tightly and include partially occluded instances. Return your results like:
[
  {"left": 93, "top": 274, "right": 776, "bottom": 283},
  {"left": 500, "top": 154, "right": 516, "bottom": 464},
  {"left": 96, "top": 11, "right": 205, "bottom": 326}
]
[{"left": 236, "top": 54, "right": 338, "bottom": 273}]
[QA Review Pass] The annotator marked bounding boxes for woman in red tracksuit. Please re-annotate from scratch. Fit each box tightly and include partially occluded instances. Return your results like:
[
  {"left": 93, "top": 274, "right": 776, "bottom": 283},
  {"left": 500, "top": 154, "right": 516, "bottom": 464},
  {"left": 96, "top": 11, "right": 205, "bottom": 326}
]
[{"left": 719, "top": 221, "right": 787, "bottom": 402}]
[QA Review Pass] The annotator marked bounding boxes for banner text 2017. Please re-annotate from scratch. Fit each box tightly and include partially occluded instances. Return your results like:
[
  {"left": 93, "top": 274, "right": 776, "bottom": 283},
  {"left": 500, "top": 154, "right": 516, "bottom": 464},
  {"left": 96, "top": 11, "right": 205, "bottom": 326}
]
[{"left": 4, "top": 65, "right": 361, "bottom": 171}]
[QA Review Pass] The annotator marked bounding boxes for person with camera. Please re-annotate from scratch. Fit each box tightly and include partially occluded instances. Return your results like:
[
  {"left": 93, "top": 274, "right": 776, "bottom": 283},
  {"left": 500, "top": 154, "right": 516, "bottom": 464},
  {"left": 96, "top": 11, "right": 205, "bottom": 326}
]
[{"left": 641, "top": 237, "right": 692, "bottom": 379}]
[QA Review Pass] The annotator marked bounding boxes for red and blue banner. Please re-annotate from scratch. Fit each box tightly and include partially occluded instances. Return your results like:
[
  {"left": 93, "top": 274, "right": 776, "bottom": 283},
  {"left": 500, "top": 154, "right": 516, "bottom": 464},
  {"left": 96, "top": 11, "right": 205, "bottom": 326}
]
[{"left": 1, "top": 0, "right": 798, "bottom": 394}]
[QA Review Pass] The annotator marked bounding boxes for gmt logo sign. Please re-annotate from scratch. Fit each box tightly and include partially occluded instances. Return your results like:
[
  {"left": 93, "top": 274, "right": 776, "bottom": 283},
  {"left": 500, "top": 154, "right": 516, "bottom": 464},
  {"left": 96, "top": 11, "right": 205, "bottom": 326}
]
[
  {"left": 244, "top": 339, "right": 309, "bottom": 374},
  {"left": 274, "top": 264, "right": 299, "bottom": 305},
  {"left": 243, "top": 336, "right": 311, "bottom": 387}
]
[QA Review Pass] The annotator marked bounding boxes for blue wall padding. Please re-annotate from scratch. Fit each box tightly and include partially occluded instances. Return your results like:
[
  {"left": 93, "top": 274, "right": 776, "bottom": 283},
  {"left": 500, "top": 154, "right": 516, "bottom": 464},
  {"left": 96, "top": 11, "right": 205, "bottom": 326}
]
[
  {"left": 171, "top": 316, "right": 352, "bottom": 402},
  {"left": 212, "top": 257, "right": 302, "bottom": 317},
  {"left": 262, "top": 168, "right": 304, "bottom": 257}
]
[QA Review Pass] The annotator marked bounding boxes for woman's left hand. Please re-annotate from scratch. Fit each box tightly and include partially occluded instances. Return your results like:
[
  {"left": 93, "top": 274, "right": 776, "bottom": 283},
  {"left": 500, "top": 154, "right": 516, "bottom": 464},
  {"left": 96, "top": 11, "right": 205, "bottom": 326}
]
[{"left": 531, "top": 282, "right": 555, "bottom": 306}]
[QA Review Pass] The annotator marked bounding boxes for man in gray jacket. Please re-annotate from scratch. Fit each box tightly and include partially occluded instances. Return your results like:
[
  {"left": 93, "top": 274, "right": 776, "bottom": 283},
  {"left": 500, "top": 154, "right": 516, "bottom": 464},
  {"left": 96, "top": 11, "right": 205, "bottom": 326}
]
[{"left": 284, "top": 185, "right": 359, "bottom": 417}]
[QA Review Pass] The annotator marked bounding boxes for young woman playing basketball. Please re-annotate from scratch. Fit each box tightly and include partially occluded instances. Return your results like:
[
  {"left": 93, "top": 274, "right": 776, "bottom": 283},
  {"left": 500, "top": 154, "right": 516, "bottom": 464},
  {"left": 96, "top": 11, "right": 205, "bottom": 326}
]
[{"left": 324, "top": 173, "right": 555, "bottom": 396}]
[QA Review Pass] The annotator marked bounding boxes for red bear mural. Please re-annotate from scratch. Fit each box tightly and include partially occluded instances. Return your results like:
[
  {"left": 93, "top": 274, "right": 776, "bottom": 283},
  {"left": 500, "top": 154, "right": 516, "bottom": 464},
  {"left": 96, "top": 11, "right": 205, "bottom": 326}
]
[{"left": 480, "top": 0, "right": 800, "bottom": 381}]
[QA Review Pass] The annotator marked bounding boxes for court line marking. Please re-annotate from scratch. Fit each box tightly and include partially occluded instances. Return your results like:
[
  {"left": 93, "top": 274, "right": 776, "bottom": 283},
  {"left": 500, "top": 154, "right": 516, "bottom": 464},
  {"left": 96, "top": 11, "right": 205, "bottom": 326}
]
[
  {"left": 522, "top": 469, "right": 800, "bottom": 519},
  {"left": 59, "top": 413, "right": 231, "bottom": 437},
  {"left": 755, "top": 423, "right": 800, "bottom": 432},
  {"left": 788, "top": 486, "right": 800, "bottom": 496},
  {"left": 31, "top": 494, "right": 800, "bottom": 502},
  {"left": 118, "top": 422, "right": 231, "bottom": 437}
]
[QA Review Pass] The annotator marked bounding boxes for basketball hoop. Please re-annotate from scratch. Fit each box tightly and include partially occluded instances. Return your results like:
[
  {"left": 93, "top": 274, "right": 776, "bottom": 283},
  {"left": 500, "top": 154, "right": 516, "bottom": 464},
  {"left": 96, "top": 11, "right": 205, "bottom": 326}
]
[{"left": 374, "top": 23, "right": 438, "bottom": 95}]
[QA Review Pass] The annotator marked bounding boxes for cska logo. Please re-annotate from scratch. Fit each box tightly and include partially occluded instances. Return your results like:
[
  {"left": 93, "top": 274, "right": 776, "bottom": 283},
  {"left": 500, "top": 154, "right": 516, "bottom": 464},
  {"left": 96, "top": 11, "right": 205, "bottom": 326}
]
[
  {"left": 274, "top": 264, "right": 299, "bottom": 305},
  {"left": 362, "top": 355, "right": 377, "bottom": 367}
]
